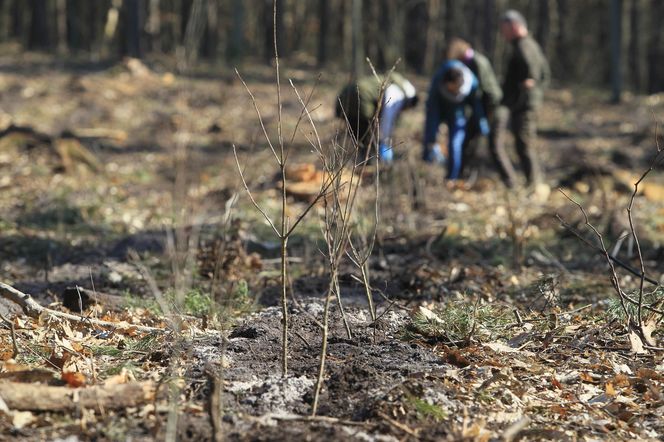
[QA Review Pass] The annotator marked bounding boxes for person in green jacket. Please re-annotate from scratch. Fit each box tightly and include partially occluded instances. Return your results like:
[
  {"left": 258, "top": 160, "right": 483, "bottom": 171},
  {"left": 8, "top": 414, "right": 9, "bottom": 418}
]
[
  {"left": 495, "top": 10, "right": 551, "bottom": 193},
  {"left": 335, "top": 72, "right": 418, "bottom": 163},
  {"left": 447, "top": 37, "right": 515, "bottom": 186}
]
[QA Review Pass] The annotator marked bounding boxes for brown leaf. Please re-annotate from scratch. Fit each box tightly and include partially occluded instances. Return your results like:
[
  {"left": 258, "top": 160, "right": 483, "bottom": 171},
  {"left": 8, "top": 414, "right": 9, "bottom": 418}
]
[
  {"left": 48, "top": 350, "right": 71, "bottom": 370},
  {"left": 611, "top": 373, "right": 631, "bottom": 388},
  {"left": 62, "top": 371, "right": 86, "bottom": 388},
  {"left": 579, "top": 372, "right": 598, "bottom": 383},
  {"left": 551, "top": 377, "right": 563, "bottom": 390}
]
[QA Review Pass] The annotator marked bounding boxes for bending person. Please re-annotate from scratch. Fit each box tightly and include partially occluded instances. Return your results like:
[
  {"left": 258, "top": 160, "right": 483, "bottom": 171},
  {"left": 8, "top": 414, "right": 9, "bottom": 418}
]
[
  {"left": 336, "top": 72, "right": 418, "bottom": 163},
  {"left": 423, "top": 60, "right": 489, "bottom": 180}
]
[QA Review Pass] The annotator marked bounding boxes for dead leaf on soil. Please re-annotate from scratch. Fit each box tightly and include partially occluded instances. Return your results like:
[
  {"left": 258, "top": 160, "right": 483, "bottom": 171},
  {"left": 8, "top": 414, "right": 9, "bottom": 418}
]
[
  {"left": 62, "top": 371, "right": 86, "bottom": 388},
  {"left": 628, "top": 329, "right": 647, "bottom": 354}
]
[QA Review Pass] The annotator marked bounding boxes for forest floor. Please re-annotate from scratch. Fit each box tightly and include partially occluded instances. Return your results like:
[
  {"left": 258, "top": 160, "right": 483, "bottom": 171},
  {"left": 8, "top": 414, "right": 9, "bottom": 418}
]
[{"left": 0, "top": 53, "right": 664, "bottom": 441}]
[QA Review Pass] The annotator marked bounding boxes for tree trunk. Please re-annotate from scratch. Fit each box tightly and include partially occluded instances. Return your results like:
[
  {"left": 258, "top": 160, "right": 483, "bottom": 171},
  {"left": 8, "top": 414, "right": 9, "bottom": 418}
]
[
  {"left": 28, "top": 0, "right": 48, "bottom": 50},
  {"left": 0, "top": 0, "right": 11, "bottom": 42},
  {"left": 147, "top": 0, "right": 161, "bottom": 53},
  {"left": 423, "top": 0, "right": 440, "bottom": 73},
  {"left": 404, "top": 0, "right": 427, "bottom": 73},
  {"left": 125, "top": 0, "right": 143, "bottom": 57},
  {"left": 536, "top": 0, "right": 551, "bottom": 55},
  {"left": 227, "top": 0, "right": 244, "bottom": 62},
  {"left": 443, "top": 0, "right": 457, "bottom": 44},
  {"left": 317, "top": 0, "right": 328, "bottom": 67},
  {"left": 482, "top": 0, "right": 495, "bottom": 59},
  {"left": 628, "top": 0, "right": 641, "bottom": 91},
  {"left": 647, "top": 0, "right": 663, "bottom": 92},
  {"left": 102, "top": 0, "right": 122, "bottom": 58},
  {"left": 203, "top": 0, "right": 219, "bottom": 60},
  {"left": 555, "top": 0, "right": 570, "bottom": 75},
  {"left": 351, "top": 0, "right": 363, "bottom": 77},
  {"left": 182, "top": 0, "right": 207, "bottom": 67},
  {"left": 610, "top": 0, "right": 622, "bottom": 102}
]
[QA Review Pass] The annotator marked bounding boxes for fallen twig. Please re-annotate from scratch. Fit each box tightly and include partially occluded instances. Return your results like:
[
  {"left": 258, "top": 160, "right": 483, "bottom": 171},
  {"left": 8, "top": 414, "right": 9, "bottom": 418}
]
[
  {"left": 0, "top": 380, "right": 159, "bottom": 411},
  {"left": 0, "top": 281, "right": 165, "bottom": 333},
  {"left": 271, "top": 413, "right": 369, "bottom": 427}
]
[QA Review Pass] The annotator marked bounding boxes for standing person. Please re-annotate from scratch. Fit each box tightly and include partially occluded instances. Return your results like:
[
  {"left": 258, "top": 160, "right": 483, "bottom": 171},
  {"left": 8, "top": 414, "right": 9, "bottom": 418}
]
[
  {"left": 335, "top": 72, "right": 418, "bottom": 163},
  {"left": 447, "top": 37, "right": 515, "bottom": 187},
  {"left": 495, "top": 9, "right": 551, "bottom": 193},
  {"left": 423, "top": 60, "right": 489, "bottom": 180}
]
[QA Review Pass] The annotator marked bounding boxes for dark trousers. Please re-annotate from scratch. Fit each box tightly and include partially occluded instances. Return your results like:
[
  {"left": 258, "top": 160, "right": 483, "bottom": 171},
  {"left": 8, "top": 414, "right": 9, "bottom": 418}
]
[{"left": 492, "top": 106, "right": 543, "bottom": 187}]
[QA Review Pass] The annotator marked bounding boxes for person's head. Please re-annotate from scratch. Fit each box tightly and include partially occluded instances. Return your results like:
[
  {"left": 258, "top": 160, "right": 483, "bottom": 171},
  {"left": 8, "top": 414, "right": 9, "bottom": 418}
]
[
  {"left": 446, "top": 37, "right": 473, "bottom": 62},
  {"left": 500, "top": 9, "right": 528, "bottom": 41},
  {"left": 440, "top": 67, "right": 464, "bottom": 96}
]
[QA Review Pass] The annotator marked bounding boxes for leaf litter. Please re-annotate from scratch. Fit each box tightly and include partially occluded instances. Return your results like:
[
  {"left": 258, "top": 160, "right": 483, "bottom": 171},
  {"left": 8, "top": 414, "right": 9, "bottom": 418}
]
[{"left": 0, "top": 58, "right": 663, "bottom": 440}]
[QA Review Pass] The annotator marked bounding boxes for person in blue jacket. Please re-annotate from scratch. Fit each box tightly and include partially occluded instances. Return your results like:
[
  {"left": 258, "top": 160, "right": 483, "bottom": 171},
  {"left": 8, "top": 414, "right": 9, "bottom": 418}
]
[{"left": 423, "top": 60, "right": 489, "bottom": 180}]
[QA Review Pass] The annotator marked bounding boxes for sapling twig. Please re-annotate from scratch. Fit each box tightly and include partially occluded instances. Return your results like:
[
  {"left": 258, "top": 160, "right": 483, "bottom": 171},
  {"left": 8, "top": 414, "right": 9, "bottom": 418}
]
[{"left": 231, "top": 0, "right": 337, "bottom": 378}]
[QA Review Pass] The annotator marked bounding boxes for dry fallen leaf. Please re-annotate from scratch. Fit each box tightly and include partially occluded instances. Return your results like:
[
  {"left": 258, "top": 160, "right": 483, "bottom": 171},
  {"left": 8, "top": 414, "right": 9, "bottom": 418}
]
[
  {"left": 628, "top": 329, "right": 647, "bottom": 354},
  {"left": 62, "top": 371, "right": 86, "bottom": 388}
]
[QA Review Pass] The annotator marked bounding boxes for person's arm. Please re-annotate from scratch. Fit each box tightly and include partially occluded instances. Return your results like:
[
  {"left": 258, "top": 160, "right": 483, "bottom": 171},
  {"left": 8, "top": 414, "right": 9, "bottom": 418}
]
[
  {"left": 379, "top": 84, "right": 406, "bottom": 144},
  {"left": 423, "top": 74, "right": 446, "bottom": 163},
  {"left": 476, "top": 55, "right": 503, "bottom": 108},
  {"left": 521, "top": 38, "right": 546, "bottom": 88}
]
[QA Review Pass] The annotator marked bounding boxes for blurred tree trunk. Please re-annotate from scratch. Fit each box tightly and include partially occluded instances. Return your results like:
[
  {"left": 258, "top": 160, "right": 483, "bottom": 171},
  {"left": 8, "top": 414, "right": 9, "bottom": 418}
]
[
  {"left": 351, "top": 0, "right": 363, "bottom": 77},
  {"left": 11, "top": 0, "right": 30, "bottom": 46},
  {"left": 647, "top": 0, "right": 664, "bottom": 92},
  {"left": 482, "top": 0, "right": 496, "bottom": 60},
  {"left": 380, "top": 0, "right": 400, "bottom": 69},
  {"left": 56, "top": 0, "right": 68, "bottom": 55},
  {"left": 555, "top": 0, "right": 570, "bottom": 75},
  {"left": 628, "top": 0, "right": 641, "bottom": 91},
  {"left": 28, "top": 0, "right": 48, "bottom": 50},
  {"left": 0, "top": 0, "right": 11, "bottom": 42},
  {"left": 289, "top": 0, "right": 308, "bottom": 55},
  {"left": 102, "top": 0, "right": 122, "bottom": 58},
  {"left": 404, "top": 0, "right": 427, "bottom": 73},
  {"left": 317, "top": 0, "right": 328, "bottom": 67},
  {"left": 227, "top": 0, "right": 244, "bottom": 62},
  {"left": 536, "top": 0, "right": 551, "bottom": 55},
  {"left": 423, "top": 0, "right": 440, "bottom": 73},
  {"left": 182, "top": 0, "right": 207, "bottom": 67},
  {"left": 610, "top": 0, "right": 622, "bottom": 102},
  {"left": 443, "top": 0, "right": 457, "bottom": 44},
  {"left": 147, "top": 0, "right": 161, "bottom": 53},
  {"left": 125, "top": 0, "right": 143, "bottom": 57},
  {"left": 365, "top": 0, "right": 379, "bottom": 68},
  {"left": 202, "top": 0, "right": 220, "bottom": 60}
]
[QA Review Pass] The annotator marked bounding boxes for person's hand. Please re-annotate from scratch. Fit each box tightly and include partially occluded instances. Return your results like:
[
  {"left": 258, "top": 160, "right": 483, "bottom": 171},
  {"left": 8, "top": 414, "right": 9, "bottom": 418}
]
[
  {"left": 524, "top": 78, "right": 535, "bottom": 89},
  {"left": 479, "top": 117, "right": 490, "bottom": 136},
  {"left": 379, "top": 143, "right": 393, "bottom": 163}
]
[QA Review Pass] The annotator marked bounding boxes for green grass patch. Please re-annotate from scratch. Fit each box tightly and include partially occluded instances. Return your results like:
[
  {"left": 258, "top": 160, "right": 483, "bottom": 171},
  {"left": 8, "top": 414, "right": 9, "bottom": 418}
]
[
  {"left": 403, "top": 300, "right": 512, "bottom": 344},
  {"left": 406, "top": 396, "right": 447, "bottom": 422}
]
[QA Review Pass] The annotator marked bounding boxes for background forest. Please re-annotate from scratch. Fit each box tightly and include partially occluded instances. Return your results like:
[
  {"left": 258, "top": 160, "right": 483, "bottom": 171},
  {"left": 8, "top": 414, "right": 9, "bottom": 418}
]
[{"left": 2, "top": 0, "right": 664, "bottom": 93}]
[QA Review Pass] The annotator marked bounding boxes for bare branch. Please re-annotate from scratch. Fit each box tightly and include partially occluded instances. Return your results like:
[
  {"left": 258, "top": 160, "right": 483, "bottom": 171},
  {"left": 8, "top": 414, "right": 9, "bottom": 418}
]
[{"left": 232, "top": 144, "right": 280, "bottom": 237}]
